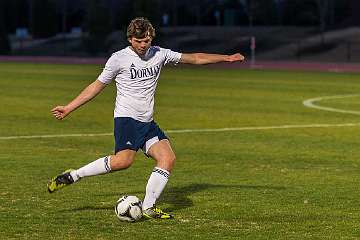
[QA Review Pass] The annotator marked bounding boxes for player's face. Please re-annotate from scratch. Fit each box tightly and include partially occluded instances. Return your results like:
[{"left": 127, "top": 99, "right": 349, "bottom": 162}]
[{"left": 128, "top": 36, "right": 152, "bottom": 56}]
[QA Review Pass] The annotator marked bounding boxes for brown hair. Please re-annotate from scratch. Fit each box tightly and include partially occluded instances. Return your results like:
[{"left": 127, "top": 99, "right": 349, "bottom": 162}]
[{"left": 127, "top": 17, "right": 156, "bottom": 39}]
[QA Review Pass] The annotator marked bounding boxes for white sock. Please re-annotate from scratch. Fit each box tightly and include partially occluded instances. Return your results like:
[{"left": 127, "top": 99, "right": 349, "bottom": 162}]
[
  {"left": 70, "top": 156, "right": 111, "bottom": 182},
  {"left": 142, "top": 167, "right": 170, "bottom": 210}
]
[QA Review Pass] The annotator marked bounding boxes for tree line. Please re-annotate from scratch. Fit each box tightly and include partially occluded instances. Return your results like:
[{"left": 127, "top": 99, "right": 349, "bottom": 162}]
[{"left": 0, "top": 0, "right": 359, "bottom": 55}]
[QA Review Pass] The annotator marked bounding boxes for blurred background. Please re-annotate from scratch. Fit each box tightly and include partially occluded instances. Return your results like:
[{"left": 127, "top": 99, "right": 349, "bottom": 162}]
[{"left": 0, "top": 0, "right": 360, "bottom": 62}]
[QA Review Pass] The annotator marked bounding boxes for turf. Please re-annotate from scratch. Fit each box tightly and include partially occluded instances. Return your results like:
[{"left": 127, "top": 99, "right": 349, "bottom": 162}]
[{"left": 1, "top": 62, "right": 360, "bottom": 239}]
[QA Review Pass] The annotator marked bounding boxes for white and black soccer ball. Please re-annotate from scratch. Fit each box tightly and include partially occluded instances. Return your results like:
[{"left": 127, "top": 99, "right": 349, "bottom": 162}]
[{"left": 115, "top": 195, "right": 143, "bottom": 222}]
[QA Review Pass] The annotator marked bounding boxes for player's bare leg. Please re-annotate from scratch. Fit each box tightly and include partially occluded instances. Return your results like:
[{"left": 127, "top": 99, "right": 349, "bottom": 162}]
[
  {"left": 148, "top": 139, "right": 176, "bottom": 173},
  {"left": 47, "top": 149, "right": 136, "bottom": 193},
  {"left": 110, "top": 149, "right": 137, "bottom": 170},
  {"left": 142, "top": 139, "right": 176, "bottom": 219}
]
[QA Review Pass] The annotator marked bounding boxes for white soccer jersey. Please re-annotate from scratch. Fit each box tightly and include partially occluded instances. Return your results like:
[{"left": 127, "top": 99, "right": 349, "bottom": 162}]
[{"left": 98, "top": 46, "right": 182, "bottom": 122}]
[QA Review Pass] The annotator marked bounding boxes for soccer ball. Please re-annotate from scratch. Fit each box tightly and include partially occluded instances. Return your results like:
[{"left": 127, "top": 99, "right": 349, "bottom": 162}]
[{"left": 115, "top": 195, "right": 143, "bottom": 222}]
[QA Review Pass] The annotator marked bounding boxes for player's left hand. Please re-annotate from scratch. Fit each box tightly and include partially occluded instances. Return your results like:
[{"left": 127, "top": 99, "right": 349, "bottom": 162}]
[{"left": 227, "top": 53, "right": 245, "bottom": 62}]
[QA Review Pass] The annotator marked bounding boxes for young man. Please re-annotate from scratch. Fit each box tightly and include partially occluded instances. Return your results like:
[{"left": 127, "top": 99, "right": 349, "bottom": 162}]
[{"left": 48, "top": 17, "right": 244, "bottom": 219}]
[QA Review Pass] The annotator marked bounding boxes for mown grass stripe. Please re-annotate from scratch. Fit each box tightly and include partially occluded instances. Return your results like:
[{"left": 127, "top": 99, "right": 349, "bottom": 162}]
[{"left": 1, "top": 122, "right": 360, "bottom": 140}]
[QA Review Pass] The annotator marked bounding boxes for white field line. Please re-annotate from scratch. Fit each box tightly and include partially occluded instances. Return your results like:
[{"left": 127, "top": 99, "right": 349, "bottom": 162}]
[
  {"left": 1, "top": 123, "right": 360, "bottom": 140},
  {"left": 303, "top": 94, "right": 360, "bottom": 115}
]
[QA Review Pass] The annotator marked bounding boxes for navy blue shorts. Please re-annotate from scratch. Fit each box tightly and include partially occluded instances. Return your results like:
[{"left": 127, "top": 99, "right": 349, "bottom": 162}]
[{"left": 114, "top": 117, "right": 168, "bottom": 155}]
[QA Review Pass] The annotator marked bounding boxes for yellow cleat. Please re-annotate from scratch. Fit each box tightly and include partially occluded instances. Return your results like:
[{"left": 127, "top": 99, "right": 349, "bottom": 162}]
[
  {"left": 143, "top": 205, "right": 174, "bottom": 219},
  {"left": 47, "top": 169, "right": 75, "bottom": 193}
]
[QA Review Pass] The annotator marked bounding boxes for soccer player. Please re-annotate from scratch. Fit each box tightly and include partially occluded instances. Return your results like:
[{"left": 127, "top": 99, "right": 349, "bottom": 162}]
[{"left": 48, "top": 17, "right": 244, "bottom": 219}]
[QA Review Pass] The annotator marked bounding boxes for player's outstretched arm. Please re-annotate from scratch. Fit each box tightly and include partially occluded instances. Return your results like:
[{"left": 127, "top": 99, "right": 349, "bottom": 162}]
[
  {"left": 51, "top": 79, "right": 107, "bottom": 120},
  {"left": 180, "top": 53, "right": 245, "bottom": 65}
]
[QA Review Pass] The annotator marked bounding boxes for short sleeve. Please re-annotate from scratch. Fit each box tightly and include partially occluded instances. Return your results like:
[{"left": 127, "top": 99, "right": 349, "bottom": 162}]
[
  {"left": 97, "top": 54, "right": 121, "bottom": 84},
  {"left": 162, "top": 48, "right": 182, "bottom": 66}
]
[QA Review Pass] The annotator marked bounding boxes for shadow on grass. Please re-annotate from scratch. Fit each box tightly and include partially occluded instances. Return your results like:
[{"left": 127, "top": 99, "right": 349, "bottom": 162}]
[
  {"left": 59, "top": 183, "right": 285, "bottom": 213},
  {"left": 161, "top": 183, "right": 286, "bottom": 211}
]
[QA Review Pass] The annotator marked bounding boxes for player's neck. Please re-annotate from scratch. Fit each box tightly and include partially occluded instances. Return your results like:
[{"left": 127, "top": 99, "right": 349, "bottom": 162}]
[{"left": 129, "top": 46, "right": 147, "bottom": 58}]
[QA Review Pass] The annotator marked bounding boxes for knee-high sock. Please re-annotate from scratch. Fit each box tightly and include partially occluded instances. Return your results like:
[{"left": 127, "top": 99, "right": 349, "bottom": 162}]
[
  {"left": 142, "top": 167, "right": 170, "bottom": 210},
  {"left": 70, "top": 156, "right": 111, "bottom": 182}
]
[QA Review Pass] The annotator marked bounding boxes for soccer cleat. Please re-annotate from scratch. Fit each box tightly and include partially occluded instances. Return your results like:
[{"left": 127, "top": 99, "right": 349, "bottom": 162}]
[
  {"left": 47, "top": 169, "right": 75, "bottom": 193},
  {"left": 142, "top": 205, "right": 174, "bottom": 219}
]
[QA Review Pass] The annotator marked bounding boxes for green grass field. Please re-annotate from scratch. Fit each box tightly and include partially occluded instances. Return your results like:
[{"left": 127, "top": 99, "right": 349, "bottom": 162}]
[{"left": 1, "top": 62, "right": 360, "bottom": 239}]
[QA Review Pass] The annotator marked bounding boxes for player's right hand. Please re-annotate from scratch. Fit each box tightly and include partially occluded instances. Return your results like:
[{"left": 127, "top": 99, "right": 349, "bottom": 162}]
[{"left": 51, "top": 106, "right": 70, "bottom": 120}]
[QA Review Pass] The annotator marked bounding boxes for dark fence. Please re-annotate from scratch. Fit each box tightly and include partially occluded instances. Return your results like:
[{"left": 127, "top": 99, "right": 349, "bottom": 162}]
[{"left": 7, "top": 26, "right": 360, "bottom": 63}]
